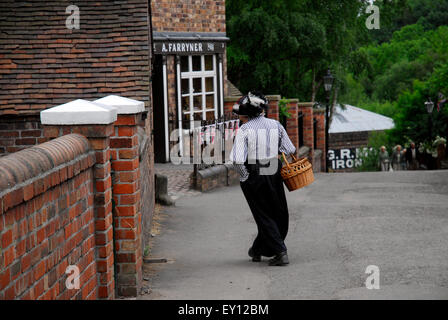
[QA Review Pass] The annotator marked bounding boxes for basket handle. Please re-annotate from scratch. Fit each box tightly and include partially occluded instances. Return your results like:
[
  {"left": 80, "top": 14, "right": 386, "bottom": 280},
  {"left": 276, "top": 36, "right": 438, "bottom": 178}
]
[
  {"left": 281, "top": 152, "right": 289, "bottom": 167},
  {"left": 282, "top": 152, "right": 300, "bottom": 168},
  {"left": 282, "top": 152, "right": 297, "bottom": 168}
]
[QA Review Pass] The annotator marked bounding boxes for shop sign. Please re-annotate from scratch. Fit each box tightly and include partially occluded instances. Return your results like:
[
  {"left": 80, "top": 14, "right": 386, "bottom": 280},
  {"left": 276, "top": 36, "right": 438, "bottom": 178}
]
[
  {"left": 154, "top": 41, "right": 225, "bottom": 55},
  {"left": 328, "top": 147, "right": 372, "bottom": 170}
]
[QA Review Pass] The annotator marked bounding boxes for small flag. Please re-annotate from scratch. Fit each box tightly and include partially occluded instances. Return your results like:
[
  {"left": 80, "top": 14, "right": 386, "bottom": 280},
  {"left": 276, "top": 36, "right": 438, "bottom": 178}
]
[{"left": 437, "top": 92, "right": 446, "bottom": 112}]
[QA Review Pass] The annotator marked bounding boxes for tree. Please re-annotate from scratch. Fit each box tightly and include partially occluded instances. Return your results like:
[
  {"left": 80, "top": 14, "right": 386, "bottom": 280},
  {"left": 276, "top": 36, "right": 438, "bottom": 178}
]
[
  {"left": 226, "top": 0, "right": 369, "bottom": 103},
  {"left": 391, "top": 66, "right": 448, "bottom": 145}
]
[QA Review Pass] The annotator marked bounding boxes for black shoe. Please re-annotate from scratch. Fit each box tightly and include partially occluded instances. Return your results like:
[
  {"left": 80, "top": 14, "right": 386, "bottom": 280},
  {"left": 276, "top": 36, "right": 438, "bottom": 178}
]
[
  {"left": 268, "top": 251, "right": 289, "bottom": 266},
  {"left": 248, "top": 247, "right": 261, "bottom": 262}
]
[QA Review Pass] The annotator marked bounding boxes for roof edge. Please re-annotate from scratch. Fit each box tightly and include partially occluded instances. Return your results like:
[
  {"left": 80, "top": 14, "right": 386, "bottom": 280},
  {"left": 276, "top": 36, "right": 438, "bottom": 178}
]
[{"left": 153, "top": 31, "right": 229, "bottom": 42}]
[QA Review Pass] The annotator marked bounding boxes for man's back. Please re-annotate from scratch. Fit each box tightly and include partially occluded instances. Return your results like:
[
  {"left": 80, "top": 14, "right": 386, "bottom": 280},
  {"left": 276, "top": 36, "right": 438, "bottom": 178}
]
[{"left": 234, "top": 115, "right": 296, "bottom": 162}]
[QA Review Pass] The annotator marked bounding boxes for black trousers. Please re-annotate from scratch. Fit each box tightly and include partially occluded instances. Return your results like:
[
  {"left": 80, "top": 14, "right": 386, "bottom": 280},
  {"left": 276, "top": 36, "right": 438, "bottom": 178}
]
[{"left": 240, "top": 159, "right": 289, "bottom": 257}]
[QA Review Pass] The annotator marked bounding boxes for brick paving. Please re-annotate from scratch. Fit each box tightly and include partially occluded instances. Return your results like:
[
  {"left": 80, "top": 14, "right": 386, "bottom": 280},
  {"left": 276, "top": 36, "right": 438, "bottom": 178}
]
[{"left": 154, "top": 163, "right": 201, "bottom": 200}]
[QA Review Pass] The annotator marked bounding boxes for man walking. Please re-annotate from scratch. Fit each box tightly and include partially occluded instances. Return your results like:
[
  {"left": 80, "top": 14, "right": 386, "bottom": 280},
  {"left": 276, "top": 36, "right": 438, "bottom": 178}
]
[
  {"left": 391, "top": 145, "right": 403, "bottom": 171},
  {"left": 230, "top": 92, "right": 296, "bottom": 266},
  {"left": 406, "top": 142, "right": 420, "bottom": 170},
  {"left": 378, "top": 146, "right": 390, "bottom": 171}
]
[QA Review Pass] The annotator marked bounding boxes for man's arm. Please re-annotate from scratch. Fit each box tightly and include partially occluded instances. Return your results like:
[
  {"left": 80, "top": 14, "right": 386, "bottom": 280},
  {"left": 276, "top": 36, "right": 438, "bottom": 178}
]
[{"left": 230, "top": 127, "right": 249, "bottom": 182}]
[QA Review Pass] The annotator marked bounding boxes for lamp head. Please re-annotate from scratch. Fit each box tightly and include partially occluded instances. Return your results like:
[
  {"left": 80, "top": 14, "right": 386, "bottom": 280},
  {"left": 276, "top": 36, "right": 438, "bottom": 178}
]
[
  {"left": 323, "top": 68, "right": 334, "bottom": 92},
  {"left": 425, "top": 98, "right": 434, "bottom": 114}
]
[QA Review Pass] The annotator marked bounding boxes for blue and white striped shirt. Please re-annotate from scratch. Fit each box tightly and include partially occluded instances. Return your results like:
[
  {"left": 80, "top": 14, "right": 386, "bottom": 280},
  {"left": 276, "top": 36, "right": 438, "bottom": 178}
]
[{"left": 230, "top": 115, "right": 296, "bottom": 182}]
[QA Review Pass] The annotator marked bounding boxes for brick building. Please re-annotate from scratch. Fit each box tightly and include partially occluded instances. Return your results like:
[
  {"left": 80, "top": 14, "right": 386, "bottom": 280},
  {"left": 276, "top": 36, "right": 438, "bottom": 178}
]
[
  {"left": 150, "top": 0, "right": 229, "bottom": 162},
  {"left": 0, "top": 0, "right": 154, "bottom": 299},
  {"left": 0, "top": 0, "right": 152, "bottom": 155},
  {"left": 329, "top": 104, "right": 394, "bottom": 172}
]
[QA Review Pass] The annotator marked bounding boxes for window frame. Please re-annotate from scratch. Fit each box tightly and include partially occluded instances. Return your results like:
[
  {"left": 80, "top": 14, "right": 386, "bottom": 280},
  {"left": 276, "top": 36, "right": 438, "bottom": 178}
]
[{"left": 179, "top": 55, "right": 219, "bottom": 128}]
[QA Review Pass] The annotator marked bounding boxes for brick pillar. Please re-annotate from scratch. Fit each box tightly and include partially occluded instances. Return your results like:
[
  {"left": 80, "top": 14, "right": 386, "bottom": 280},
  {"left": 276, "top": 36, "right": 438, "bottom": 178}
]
[
  {"left": 298, "top": 102, "right": 314, "bottom": 154},
  {"left": 223, "top": 97, "right": 239, "bottom": 115},
  {"left": 94, "top": 95, "right": 144, "bottom": 297},
  {"left": 266, "top": 95, "right": 280, "bottom": 121},
  {"left": 41, "top": 99, "right": 117, "bottom": 299},
  {"left": 286, "top": 99, "right": 299, "bottom": 151},
  {"left": 313, "top": 108, "right": 326, "bottom": 171}
]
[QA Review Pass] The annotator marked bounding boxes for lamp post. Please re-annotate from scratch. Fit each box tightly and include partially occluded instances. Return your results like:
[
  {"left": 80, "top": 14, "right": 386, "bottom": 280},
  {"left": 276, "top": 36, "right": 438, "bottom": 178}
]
[
  {"left": 323, "top": 68, "right": 334, "bottom": 173},
  {"left": 425, "top": 98, "right": 435, "bottom": 170},
  {"left": 425, "top": 97, "right": 434, "bottom": 141}
]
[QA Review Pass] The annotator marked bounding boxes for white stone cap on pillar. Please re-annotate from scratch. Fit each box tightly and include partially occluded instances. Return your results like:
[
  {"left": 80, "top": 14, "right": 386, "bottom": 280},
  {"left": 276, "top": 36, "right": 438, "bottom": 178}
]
[
  {"left": 40, "top": 99, "right": 117, "bottom": 125},
  {"left": 93, "top": 95, "right": 145, "bottom": 115}
]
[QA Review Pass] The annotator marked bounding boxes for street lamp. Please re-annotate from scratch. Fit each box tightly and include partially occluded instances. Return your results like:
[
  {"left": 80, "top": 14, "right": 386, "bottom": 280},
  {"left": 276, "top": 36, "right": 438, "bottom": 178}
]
[
  {"left": 425, "top": 98, "right": 434, "bottom": 114},
  {"left": 425, "top": 97, "right": 434, "bottom": 142},
  {"left": 323, "top": 69, "right": 334, "bottom": 93},
  {"left": 323, "top": 68, "right": 334, "bottom": 173}
]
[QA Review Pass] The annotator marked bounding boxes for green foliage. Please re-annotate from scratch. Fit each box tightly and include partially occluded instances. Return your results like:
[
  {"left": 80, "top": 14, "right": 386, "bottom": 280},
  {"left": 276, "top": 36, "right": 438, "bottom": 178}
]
[
  {"left": 358, "top": 100, "right": 398, "bottom": 118},
  {"left": 401, "top": 0, "right": 448, "bottom": 31},
  {"left": 227, "top": 0, "right": 448, "bottom": 153},
  {"left": 368, "top": 0, "right": 448, "bottom": 43},
  {"left": 341, "top": 23, "right": 448, "bottom": 147},
  {"left": 391, "top": 74, "right": 448, "bottom": 145},
  {"left": 370, "top": 131, "right": 393, "bottom": 150},
  {"left": 278, "top": 98, "right": 291, "bottom": 126},
  {"left": 356, "top": 148, "right": 380, "bottom": 172},
  {"left": 144, "top": 246, "right": 150, "bottom": 258},
  {"left": 356, "top": 131, "right": 391, "bottom": 172},
  {"left": 339, "top": 73, "right": 368, "bottom": 105},
  {"left": 226, "top": 0, "right": 366, "bottom": 100},
  {"left": 373, "top": 59, "right": 432, "bottom": 101}
]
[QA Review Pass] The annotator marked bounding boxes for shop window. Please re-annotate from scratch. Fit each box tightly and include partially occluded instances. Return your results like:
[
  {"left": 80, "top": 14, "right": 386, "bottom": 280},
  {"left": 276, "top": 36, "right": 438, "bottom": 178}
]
[{"left": 180, "top": 55, "right": 219, "bottom": 128}]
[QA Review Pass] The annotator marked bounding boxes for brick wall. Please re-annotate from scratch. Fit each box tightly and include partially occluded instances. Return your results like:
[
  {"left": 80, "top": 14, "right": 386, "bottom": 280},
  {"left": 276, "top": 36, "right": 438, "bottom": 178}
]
[
  {"left": 313, "top": 109, "right": 325, "bottom": 171},
  {"left": 298, "top": 103, "right": 314, "bottom": 153},
  {"left": 43, "top": 123, "right": 117, "bottom": 299},
  {"left": 329, "top": 131, "right": 370, "bottom": 172},
  {"left": 224, "top": 95, "right": 281, "bottom": 120},
  {"left": 329, "top": 131, "right": 370, "bottom": 149},
  {"left": 151, "top": 0, "right": 226, "bottom": 33},
  {"left": 286, "top": 100, "right": 299, "bottom": 151},
  {"left": 224, "top": 97, "right": 238, "bottom": 115},
  {"left": 0, "top": 0, "right": 151, "bottom": 115},
  {"left": 266, "top": 95, "right": 280, "bottom": 121},
  {"left": 109, "top": 114, "right": 143, "bottom": 297},
  {"left": 138, "top": 123, "right": 154, "bottom": 265},
  {"left": 0, "top": 116, "right": 48, "bottom": 156},
  {"left": 0, "top": 134, "right": 99, "bottom": 300},
  {"left": 42, "top": 99, "right": 152, "bottom": 297},
  {"left": 222, "top": 52, "right": 229, "bottom": 97}
]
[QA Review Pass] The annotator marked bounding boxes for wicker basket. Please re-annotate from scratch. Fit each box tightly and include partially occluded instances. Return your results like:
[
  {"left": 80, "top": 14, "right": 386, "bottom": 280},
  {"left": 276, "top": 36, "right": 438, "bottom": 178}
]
[{"left": 280, "top": 152, "right": 315, "bottom": 191}]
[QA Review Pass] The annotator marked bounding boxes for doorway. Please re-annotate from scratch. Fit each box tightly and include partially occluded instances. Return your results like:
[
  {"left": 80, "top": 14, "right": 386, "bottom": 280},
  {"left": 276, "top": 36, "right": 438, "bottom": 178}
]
[{"left": 153, "top": 55, "right": 167, "bottom": 163}]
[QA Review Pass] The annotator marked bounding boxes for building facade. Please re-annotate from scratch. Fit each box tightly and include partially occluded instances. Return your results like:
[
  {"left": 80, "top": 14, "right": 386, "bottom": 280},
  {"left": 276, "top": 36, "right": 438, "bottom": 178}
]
[
  {"left": 0, "top": 0, "right": 154, "bottom": 299},
  {"left": 328, "top": 104, "right": 395, "bottom": 172},
  {"left": 150, "top": 0, "right": 229, "bottom": 162},
  {"left": 0, "top": 0, "right": 152, "bottom": 155}
]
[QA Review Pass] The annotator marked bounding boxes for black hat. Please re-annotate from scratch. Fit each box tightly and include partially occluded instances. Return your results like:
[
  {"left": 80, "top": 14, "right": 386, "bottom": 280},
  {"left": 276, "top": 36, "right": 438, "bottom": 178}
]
[{"left": 233, "top": 92, "right": 268, "bottom": 117}]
